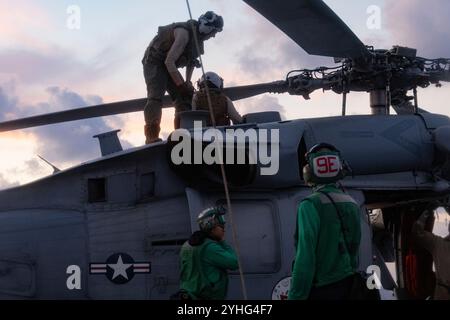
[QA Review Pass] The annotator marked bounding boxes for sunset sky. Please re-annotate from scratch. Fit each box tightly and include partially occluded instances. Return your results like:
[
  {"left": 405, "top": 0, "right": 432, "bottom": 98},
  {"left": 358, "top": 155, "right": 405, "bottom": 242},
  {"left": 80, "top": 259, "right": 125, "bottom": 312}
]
[{"left": 0, "top": 0, "right": 449, "bottom": 188}]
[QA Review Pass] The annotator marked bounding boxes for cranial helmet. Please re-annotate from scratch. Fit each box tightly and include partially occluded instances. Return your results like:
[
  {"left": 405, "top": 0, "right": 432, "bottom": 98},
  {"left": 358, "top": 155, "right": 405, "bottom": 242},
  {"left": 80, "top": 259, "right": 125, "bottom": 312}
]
[
  {"left": 303, "top": 143, "right": 345, "bottom": 186},
  {"left": 197, "top": 206, "right": 226, "bottom": 232},
  {"left": 198, "top": 71, "right": 224, "bottom": 89},
  {"left": 198, "top": 11, "right": 224, "bottom": 35}
]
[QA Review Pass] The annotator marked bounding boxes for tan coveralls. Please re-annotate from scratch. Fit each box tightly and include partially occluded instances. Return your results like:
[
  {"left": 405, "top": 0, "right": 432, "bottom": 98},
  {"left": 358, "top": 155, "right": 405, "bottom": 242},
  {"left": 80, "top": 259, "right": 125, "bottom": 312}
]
[
  {"left": 192, "top": 88, "right": 242, "bottom": 126},
  {"left": 142, "top": 20, "right": 204, "bottom": 142},
  {"left": 412, "top": 212, "right": 450, "bottom": 300}
]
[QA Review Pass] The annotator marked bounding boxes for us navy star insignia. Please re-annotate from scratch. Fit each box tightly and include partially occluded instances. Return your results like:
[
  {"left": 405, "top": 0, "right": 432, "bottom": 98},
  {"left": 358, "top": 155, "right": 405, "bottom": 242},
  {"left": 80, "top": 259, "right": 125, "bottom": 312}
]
[
  {"left": 108, "top": 255, "right": 132, "bottom": 280},
  {"left": 90, "top": 252, "right": 151, "bottom": 285}
]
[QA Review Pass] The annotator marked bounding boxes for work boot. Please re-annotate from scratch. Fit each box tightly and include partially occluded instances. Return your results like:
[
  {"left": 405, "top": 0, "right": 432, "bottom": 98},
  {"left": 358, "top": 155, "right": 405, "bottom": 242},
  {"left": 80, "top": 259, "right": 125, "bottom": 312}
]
[{"left": 145, "top": 124, "right": 162, "bottom": 144}]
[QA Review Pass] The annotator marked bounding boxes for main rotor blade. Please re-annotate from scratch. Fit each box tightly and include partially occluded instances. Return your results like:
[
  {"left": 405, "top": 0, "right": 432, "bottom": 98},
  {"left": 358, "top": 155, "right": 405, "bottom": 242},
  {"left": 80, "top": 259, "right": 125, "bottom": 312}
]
[
  {"left": 0, "top": 81, "right": 287, "bottom": 132},
  {"left": 243, "top": 0, "right": 371, "bottom": 59},
  {"left": 0, "top": 97, "right": 169, "bottom": 132},
  {"left": 224, "top": 81, "right": 287, "bottom": 101}
]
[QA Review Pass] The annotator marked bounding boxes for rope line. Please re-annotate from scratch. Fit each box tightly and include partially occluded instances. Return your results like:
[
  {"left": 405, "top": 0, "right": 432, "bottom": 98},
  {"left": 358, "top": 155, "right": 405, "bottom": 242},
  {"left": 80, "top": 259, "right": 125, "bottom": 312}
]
[{"left": 185, "top": 0, "right": 248, "bottom": 300}]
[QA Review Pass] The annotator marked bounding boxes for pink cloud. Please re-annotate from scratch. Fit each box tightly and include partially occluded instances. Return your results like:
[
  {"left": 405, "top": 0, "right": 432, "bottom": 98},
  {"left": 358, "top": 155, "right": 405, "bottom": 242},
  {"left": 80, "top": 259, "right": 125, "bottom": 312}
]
[
  {"left": 0, "top": 172, "right": 19, "bottom": 190},
  {"left": 0, "top": 47, "right": 134, "bottom": 104},
  {"left": 385, "top": 0, "right": 450, "bottom": 57},
  {"left": 0, "top": 0, "right": 52, "bottom": 50},
  {"left": 0, "top": 83, "right": 133, "bottom": 164},
  {"left": 0, "top": 49, "right": 75, "bottom": 83}
]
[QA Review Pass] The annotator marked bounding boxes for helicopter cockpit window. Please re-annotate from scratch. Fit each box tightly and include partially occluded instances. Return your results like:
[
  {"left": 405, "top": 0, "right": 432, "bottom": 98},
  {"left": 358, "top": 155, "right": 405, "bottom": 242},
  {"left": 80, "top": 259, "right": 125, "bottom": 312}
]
[{"left": 88, "top": 178, "right": 106, "bottom": 203}]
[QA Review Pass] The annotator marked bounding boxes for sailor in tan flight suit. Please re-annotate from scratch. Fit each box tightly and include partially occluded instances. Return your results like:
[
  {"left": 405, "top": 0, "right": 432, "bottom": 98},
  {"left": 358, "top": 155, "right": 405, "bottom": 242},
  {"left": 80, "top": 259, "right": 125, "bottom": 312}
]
[
  {"left": 412, "top": 210, "right": 450, "bottom": 300},
  {"left": 142, "top": 11, "right": 224, "bottom": 143},
  {"left": 192, "top": 72, "right": 242, "bottom": 126}
]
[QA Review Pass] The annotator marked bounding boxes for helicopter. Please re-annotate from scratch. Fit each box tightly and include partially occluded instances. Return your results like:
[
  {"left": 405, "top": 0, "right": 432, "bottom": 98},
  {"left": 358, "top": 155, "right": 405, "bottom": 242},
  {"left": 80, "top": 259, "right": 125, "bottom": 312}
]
[{"left": 0, "top": 0, "right": 449, "bottom": 300}]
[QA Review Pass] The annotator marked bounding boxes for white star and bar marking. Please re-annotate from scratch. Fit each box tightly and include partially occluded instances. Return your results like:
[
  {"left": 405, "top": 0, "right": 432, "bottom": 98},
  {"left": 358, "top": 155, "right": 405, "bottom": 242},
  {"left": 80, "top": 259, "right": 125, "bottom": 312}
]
[
  {"left": 89, "top": 253, "right": 151, "bottom": 284},
  {"left": 108, "top": 255, "right": 133, "bottom": 280}
]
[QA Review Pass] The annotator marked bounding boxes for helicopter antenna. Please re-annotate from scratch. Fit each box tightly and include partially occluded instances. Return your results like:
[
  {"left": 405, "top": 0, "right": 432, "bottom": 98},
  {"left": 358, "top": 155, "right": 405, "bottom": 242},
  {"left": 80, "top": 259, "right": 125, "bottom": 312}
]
[
  {"left": 37, "top": 155, "right": 61, "bottom": 174},
  {"left": 341, "top": 62, "right": 347, "bottom": 116},
  {"left": 186, "top": 0, "right": 248, "bottom": 300},
  {"left": 413, "top": 87, "right": 419, "bottom": 114}
]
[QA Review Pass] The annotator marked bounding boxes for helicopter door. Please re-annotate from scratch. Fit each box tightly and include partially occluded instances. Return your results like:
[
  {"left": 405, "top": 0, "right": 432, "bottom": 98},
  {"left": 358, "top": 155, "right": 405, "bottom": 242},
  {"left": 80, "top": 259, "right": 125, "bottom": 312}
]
[
  {"left": 186, "top": 188, "right": 281, "bottom": 299},
  {"left": 186, "top": 189, "right": 280, "bottom": 274},
  {"left": 346, "top": 191, "right": 397, "bottom": 294}
]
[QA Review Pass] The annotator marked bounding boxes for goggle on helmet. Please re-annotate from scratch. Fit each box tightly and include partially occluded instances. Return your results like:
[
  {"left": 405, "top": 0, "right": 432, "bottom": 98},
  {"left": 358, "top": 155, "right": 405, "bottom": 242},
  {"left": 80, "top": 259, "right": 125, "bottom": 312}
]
[
  {"left": 198, "top": 11, "right": 224, "bottom": 35},
  {"left": 197, "top": 206, "right": 226, "bottom": 232}
]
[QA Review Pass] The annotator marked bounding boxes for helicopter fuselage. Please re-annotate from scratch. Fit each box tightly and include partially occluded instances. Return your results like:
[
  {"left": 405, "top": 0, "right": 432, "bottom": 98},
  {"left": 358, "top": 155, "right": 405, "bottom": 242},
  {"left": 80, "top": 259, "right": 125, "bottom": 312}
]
[{"left": 0, "top": 112, "right": 448, "bottom": 299}]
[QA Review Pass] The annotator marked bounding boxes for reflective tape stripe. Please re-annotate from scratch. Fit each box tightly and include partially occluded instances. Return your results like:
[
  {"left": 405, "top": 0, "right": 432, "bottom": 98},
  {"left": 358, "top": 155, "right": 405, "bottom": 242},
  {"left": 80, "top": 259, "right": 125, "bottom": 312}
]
[
  {"left": 318, "top": 192, "right": 358, "bottom": 205},
  {"left": 90, "top": 269, "right": 107, "bottom": 273}
]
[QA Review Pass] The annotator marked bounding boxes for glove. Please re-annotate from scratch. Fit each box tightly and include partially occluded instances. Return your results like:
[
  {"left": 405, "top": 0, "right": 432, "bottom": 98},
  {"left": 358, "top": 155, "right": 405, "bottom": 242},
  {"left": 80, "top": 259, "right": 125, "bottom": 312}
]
[
  {"left": 177, "top": 81, "right": 194, "bottom": 98},
  {"left": 193, "top": 59, "right": 202, "bottom": 68}
]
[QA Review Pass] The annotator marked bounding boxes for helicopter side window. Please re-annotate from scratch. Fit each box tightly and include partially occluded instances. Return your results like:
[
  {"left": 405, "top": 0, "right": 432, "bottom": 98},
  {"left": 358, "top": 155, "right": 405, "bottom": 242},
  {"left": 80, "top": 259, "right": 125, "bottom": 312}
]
[{"left": 88, "top": 178, "right": 106, "bottom": 203}]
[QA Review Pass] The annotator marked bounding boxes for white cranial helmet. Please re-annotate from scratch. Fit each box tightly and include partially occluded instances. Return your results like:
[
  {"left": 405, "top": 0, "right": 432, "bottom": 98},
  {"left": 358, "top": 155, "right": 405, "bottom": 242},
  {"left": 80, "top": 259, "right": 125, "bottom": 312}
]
[
  {"left": 198, "top": 72, "right": 224, "bottom": 89},
  {"left": 198, "top": 11, "right": 224, "bottom": 35}
]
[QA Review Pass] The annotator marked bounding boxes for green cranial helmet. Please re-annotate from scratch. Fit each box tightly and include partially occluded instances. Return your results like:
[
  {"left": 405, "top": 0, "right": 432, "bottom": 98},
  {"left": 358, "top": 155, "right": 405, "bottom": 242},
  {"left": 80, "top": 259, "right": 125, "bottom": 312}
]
[
  {"left": 197, "top": 206, "right": 226, "bottom": 232},
  {"left": 303, "top": 143, "right": 345, "bottom": 186}
]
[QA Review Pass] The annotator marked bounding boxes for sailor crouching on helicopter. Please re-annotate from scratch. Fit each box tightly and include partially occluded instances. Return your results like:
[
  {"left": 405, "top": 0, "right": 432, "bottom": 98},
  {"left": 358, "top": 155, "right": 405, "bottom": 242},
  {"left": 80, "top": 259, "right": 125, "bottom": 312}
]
[
  {"left": 178, "top": 206, "right": 238, "bottom": 300},
  {"left": 192, "top": 71, "right": 243, "bottom": 126},
  {"left": 288, "top": 143, "right": 361, "bottom": 300},
  {"left": 412, "top": 209, "right": 450, "bottom": 300},
  {"left": 142, "top": 11, "right": 224, "bottom": 144}
]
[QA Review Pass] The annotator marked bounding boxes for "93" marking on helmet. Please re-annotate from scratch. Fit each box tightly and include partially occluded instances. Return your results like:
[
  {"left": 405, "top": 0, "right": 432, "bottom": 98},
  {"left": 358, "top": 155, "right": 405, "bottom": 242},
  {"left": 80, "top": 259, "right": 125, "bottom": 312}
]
[{"left": 313, "top": 156, "right": 340, "bottom": 177}]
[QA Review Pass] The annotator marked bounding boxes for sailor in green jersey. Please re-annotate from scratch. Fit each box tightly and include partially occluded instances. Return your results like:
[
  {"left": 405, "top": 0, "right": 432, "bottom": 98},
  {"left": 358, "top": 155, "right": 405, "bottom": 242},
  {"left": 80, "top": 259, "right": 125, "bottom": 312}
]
[
  {"left": 179, "top": 206, "right": 238, "bottom": 300},
  {"left": 288, "top": 143, "right": 361, "bottom": 300}
]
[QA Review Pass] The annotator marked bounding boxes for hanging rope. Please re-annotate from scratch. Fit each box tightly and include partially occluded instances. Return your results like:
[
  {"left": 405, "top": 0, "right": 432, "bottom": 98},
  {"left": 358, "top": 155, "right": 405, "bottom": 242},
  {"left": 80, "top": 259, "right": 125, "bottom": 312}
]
[{"left": 185, "top": 0, "right": 248, "bottom": 300}]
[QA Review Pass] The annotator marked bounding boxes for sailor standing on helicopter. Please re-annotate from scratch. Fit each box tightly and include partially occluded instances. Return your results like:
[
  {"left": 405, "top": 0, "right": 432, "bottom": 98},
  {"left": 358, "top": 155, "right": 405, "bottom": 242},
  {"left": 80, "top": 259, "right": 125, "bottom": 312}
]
[
  {"left": 142, "top": 11, "right": 224, "bottom": 143},
  {"left": 179, "top": 206, "right": 238, "bottom": 300},
  {"left": 288, "top": 143, "right": 361, "bottom": 300},
  {"left": 192, "top": 71, "right": 243, "bottom": 126}
]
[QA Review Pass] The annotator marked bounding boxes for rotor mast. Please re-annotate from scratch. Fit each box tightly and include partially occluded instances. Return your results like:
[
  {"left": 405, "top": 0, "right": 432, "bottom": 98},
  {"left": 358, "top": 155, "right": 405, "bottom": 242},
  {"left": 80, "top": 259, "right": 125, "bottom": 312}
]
[{"left": 370, "top": 90, "right": 389, "bottom": 115}]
